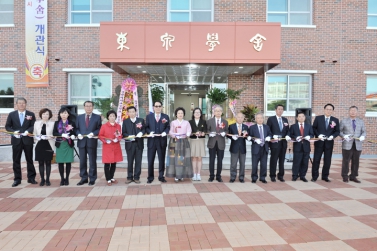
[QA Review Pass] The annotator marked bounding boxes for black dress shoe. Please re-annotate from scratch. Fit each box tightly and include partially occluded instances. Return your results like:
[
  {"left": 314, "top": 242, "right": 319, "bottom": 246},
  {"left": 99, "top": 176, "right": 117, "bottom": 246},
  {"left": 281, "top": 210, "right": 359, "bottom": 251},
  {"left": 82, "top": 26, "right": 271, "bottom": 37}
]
[
  {"left": 292, "top": 178, "right": 297, "bottom": 181},
  {"left": 260, "top": 180, "right": 267, "bottom": 184},
  {"left": 28, "top": 179, "right": 38, "bottom": 184},
  {"left": 88, "top": 181, "right": 95, "bottom": 186},
  {"left": 40, "top": 180, "right": 45, "bottom": 186},
  {"left": 216, "top": 178, "right": 223, "bottom": 182},
  {"left": 350, "top": 178, "right": 361, "bottom": 183},
  {"left": 77, "top": 179, "right": 88, "bottom": 186},
  {"left": 300, "top": 177, "right": 308, "bottom": 182},
  {"left": 64, "top": 179, "right": 69, "bottom": 186},
  {"left": 278, "top": 178, "right": 285, "bottom": 182},
  {"left": 251, "top": 180, "right": 256, "bottom": 183},
  {"left": 12, "top": 181, "right": 21, "bottom": 187},
  {"left": 46, "top": 181, "right": 51, "bottom": 186},
  {"left": 229, "top": 179, "right": 235, "bottom": 183},
  {"left": 271, "top": 177, "right": 276, "bottom": 182},
  {"left": 311, "top": 178, "right": 317, "bottom": 182},
  {"left": 147, "top": 180, "right": 153, "bottom": 184},
  {"left": 343, "top": 178, "right": 349, "bottom": 183},
  {"left": 322, "top": 178, "right": 331, "bottom": 182},
  {"left": 208, "top": 178, "right": 214, "bottom": 182},
  {"left": 239, "top": 179, "right": 245, "bottom": 183},
  {"left": 60, "top": 179, "right": 65, "bottom": 186},
  {"left": 159, "top": 178, "right": 167, "bottom": 183}
]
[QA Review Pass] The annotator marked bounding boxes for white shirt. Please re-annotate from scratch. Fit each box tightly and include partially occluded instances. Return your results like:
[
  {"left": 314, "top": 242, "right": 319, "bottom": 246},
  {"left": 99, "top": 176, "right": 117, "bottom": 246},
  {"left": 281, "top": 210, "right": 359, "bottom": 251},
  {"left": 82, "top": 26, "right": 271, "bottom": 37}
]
[
  {"left": 130, "top": 117, "right": 136, "bottom": 123},
  {"left": 325, "top": 116, "right": 331, "bottom": 120},
  {"left": 155, "top": 113, "right": 161, "bottom": 120},
  {"left": 18, "top": 111, "right": 25, "bottom": 117},
  {"left": 195, "top": 119, "right": 200, "bottom": 126},
  {"left": 299, "top": 123, "right": 304, "bottom": 129},
  {"left": 215, "top": 118, "right": 221, "bottom": 125}
]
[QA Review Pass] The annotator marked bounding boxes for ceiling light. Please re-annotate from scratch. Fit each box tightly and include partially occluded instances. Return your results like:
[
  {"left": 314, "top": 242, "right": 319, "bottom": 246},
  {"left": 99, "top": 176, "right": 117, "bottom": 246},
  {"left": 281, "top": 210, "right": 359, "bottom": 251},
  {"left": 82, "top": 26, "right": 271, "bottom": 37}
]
[
  {"left": 142, "top": 71, "right": 146, "bottom": 73},
  {"left": 159, "top": 76, "right": 162, "bottom": 78},
  {"left": 189, "top": 64, "right": 197, "bottom": 68},
  {"left": 239, "top": 66, "right": 243, "bottom": 69},
  {"left": 217, "top": 77, "right": 221, "bottom": 79},
  {"left": 234, "top": 71, "right": 238, "bottom": 74},
  {"left": 137, "top": 66, "right": 141, "bottom": 68}
]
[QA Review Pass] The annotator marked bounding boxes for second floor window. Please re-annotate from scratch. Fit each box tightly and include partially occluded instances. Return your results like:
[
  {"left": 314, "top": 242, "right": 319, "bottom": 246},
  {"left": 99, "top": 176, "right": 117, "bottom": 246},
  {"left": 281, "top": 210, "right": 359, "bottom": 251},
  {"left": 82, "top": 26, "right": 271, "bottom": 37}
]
[
  {"left": 168, "top": 0, "right": 213, "bottom": 22},
  {"left": 267, "top": 0, "right": 312, "bottom": 26},
  {"left": 0, "top": 73, "right": 14, "bottom": 109},
  {"left": 368, "top": 0, "right": 377, "bottom": 27},
  {"left": 0, "top": 0, "right": 14, "bottom": 25},
  {"left": 69, "top": 0, "right": 112, "bottom": 24}
]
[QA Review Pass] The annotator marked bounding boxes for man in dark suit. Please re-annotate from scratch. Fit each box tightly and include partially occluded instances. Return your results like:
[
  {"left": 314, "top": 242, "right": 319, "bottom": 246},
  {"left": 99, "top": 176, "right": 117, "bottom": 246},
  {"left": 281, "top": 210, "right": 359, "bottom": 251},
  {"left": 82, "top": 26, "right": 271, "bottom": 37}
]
[
  {"left": 247, "top": 113, "right": 272, "bottom": 183},
  {"left": 228, "top": 113, "right": 248, "bottom": 183},
  {"left": 5, "top": 97, "right": 37, "bottom": 187},
  {"left": 312, "top": 103, "right": 340, "bottom": 182},
  {"left": 207, "top": 105, "right": 229, "bottom": 182},
  {"left": 289, "top": 112, "right": 314, "bottom": 182},
  {"left": 145, "top": 101, "right": 170, "bottom": 184},
  {"left": 267, "top": 104, "right": 291, "bottom": 182},
  {"left": 122, "top": 106, "right": 145, "bottom": 184},
  {"left": 76, "top": 101, "right": 102, "bottom": 186}
]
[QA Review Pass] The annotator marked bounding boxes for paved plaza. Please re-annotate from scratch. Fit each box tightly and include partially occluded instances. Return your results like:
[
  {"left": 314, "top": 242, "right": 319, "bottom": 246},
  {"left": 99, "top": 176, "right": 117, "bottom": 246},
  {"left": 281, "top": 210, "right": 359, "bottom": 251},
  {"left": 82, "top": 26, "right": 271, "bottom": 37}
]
[{"left": 0, "top": 159, "right": 377, "bottom": 251}]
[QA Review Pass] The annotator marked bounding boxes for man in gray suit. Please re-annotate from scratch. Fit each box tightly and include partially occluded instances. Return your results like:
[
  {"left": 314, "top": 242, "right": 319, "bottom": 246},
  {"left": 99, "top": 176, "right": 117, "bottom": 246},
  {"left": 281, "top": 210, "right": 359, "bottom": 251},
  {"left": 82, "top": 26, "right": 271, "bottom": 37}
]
[
  {"left": 207, "top": 106, "right": 228, "bottom": 182},
  {"left": 339, "top": 106, "right": 366, "bottom": 183},
  {"left": 76, "top": 101, "right": 102, "bottom": 186}
]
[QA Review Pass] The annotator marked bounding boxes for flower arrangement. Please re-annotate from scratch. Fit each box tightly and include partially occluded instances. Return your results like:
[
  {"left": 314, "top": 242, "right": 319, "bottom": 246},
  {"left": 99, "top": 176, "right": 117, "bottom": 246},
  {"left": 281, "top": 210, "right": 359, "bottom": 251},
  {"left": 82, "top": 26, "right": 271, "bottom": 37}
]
[
  {"left": 65, "top": 124, "right": 73, "bottom": 132},
  {"left": 26, "top": 115, "right": 33, "bottom": 120},
  {"left": 136, "top": 122, "right": 142, "bottom": 129},
  {"left": 162, "top": 118, "right": 167, "bottom": 124},
  {"left": 219, "top": 122, "right": 225, "bottom": 129},
  {"left": 114, "top": 129, "right": 121, "bottom": 138},
  {"left": 330, "top": 121, "right": 336, "bottom": 128}
]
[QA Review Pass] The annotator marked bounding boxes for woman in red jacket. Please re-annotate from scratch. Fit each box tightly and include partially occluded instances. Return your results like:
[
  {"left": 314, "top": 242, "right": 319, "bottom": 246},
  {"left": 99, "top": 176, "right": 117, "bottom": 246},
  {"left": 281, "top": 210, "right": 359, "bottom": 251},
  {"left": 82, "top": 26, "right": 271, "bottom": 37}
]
[{"left": 98, "top": 110, "right": 123, "bottom": 186}]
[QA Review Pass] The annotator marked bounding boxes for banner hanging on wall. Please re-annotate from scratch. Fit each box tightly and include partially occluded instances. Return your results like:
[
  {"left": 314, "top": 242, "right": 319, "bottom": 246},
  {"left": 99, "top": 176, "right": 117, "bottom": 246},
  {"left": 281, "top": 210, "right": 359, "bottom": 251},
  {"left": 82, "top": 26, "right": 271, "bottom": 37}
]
[
  {"left": 116, "top": 78, "right": 139, "bottom": 124},
  {"left": 25, "top": 0, "right": 49, "bottom": 87}
]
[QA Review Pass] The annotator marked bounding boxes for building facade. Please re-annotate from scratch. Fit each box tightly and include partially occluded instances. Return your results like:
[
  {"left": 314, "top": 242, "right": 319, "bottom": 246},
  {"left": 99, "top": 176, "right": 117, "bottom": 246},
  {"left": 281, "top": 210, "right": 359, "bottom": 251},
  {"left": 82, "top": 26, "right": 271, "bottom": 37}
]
[{"left": 0, "top": 0, "right": 377, "bottom": 155}]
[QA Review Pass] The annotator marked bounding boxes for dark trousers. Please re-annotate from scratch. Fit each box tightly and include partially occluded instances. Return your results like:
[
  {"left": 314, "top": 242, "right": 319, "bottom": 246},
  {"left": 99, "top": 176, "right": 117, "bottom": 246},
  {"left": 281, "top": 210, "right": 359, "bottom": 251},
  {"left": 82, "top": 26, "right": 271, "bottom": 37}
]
[
  {"left": 312, "top": 145, "right": 333, "bottom": 180},
  {"left": 126, "top": 143, "right": 142, "bottom": 180},
  {"left": 292, "top": 151, "right": 310, "bottom": 179},
  {"left": 269, "top": 145, "right": 287, "bottom": 179},
  {"left": 58, "top": 163, "right": 71, "bottom": 180},
  {"left": 12, "top": 142, "right": 36, "bottom": 182},
  {"left": 79, "top": 145, "right": 97, "bottom": 181},
  {"left": 252, "top": 147, "right": 268, "bottom": 181},
  {"left": 147, "top": 142, "right": 166, "bottom": 181},
  {"left": 230, "top": 152, "right": 246, "bottom": 180},
  {"left": 342, "top": 142, "right": 361, "bottom": 179},
  {"left": 38, "top": 161, "right": 51, "bottom": 181},
  {"left": 209, "top": 142, "right": 224, "bottom": 179},
  {"left": 104, "top": 163, "right": 116, "bottom": 181}
]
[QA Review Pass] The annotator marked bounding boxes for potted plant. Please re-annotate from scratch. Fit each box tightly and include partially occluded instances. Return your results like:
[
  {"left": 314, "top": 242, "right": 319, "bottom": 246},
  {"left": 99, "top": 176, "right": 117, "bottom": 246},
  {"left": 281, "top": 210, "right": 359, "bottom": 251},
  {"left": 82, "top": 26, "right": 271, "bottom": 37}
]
[
  {"left": 240, "top": 104, "right": 260, "bottom": 127},
  {"left": 207, "top": 87, "right": 227, "bottom": 115},
  {"left": 150, "top": 84, "right": 165, "bottom": 105}
]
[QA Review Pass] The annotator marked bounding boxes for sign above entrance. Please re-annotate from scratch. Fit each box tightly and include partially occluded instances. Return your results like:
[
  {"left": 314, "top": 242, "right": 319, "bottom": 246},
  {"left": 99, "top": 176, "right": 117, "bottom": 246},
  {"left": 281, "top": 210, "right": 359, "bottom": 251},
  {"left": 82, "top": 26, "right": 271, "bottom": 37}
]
[{"left": 100, "top": 22, "right": 281, "bottom": 65}]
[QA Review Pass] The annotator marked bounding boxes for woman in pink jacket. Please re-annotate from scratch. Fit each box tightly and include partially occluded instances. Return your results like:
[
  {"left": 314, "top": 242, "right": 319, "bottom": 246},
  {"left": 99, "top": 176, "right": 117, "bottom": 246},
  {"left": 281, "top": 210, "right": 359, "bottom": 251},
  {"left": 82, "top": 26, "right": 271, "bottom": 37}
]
[{"left": 98, "top": 110, "right": 123, "bottom": 186}]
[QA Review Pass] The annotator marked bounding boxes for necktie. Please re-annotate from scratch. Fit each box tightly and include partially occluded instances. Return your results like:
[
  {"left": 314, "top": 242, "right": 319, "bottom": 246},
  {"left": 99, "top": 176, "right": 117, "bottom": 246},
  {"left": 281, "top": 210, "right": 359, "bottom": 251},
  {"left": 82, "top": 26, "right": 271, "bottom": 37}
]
[
  {"left": 259, "top": 126, "right": 264, "bottom": 146},
  {"left": 238, "top": 124, "right": 241, "bottom": 136},
  {"left": 325, "top": 117, "right": 329, "bottom": 129},
  {"left": 156, "top": 114, "right": 160, "bottom": 123},
  {"left": 352, "top": 119, "right": 356, "bottom": 131},
  {"left": 300, "top": 123, "right": 304, "bottom": 136},
  {"left": 86, "top": 115, "right": 90, "bottom": 128},
  {"left": 278, "top": 117, "right": 283, "bottom": 131},
  {"left": 19, "top": 112, "right": 24, "bottom": 125},
  {"left": 216, "top": 119, "right": 220, "bottom": 132}
]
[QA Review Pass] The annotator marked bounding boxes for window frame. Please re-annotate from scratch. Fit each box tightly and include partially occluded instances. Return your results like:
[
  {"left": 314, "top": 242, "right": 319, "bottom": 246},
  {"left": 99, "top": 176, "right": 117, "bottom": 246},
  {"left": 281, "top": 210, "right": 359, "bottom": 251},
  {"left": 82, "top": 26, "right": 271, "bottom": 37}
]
[
  {"left": 266, "top": 0, "right": 313, "bottom": 27},
  {"left": 0, "top": 0, "right": 14, "bottom": 26},
  {"left": 67, "top": 0, "right": 113, "bottom": 25},
  {"left": 367, "top": 0, "right": 377, "bottom": 29},
  {"left": 167, "top": 0, "right": 214, "bottom": 22},
  {"left": 264, "top": 71, "right": 313, "bottom": 117},
  {"left": 0, "top": 71, "right": 15, "bottom": 113},
  {"left": 68, "top": 72, "right": 113, "bottom": 114},
  {"left": 365, "top": 72, "right": 377, "bottom": 116}
]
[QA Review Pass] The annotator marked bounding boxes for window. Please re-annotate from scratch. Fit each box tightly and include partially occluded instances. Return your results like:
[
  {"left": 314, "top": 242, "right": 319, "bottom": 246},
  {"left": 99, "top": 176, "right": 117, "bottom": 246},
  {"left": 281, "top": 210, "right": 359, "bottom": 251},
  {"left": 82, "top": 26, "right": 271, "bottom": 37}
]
[
  {"left": 168, "top": 0, "right": 213, "bottom": 22},
  {"left": 69, "top": 0, "right": 112, "bottom": 24},
  {"left": 69, "top": 73, "right": 112, "bottom": 110},
  {"left": 0, "top": 73, "right": 14, "bottom": 109},
  {"left": 366, "top": 76, "right": 377, "bottom": 112},
  {"left": 267, "top": 0, "right": 312, "bottom": 25},
  {"left": 266, "top": 75, "right": 311, "bottom": 113},
  {"left": 368, "top": 0, "right": 377, "bottom": 27},
  {"left": 0, "top": 0, "right": 14, "bottom": 25}
]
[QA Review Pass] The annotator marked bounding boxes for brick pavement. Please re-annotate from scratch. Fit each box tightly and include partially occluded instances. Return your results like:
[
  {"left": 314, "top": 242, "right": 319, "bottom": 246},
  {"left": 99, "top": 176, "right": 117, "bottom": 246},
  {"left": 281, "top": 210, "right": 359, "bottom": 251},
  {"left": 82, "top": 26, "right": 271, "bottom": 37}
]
[{"left": 0, "top": 159, "right": 377, "bottom": 250}]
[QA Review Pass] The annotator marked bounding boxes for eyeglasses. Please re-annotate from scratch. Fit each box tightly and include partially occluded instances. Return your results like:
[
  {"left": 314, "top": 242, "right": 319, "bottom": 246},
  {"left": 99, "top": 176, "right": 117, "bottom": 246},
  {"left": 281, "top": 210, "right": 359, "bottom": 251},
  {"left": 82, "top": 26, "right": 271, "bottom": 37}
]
[{"left": 154, "top": 105, "right": 162, "bottom": 108}]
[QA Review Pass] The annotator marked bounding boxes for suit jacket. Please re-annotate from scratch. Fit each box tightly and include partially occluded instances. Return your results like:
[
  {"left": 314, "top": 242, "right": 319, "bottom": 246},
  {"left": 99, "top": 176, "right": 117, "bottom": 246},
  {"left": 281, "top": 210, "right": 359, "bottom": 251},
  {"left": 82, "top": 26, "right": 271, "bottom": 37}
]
[
  {"left": 75, "top": 113, "right": 102, "bottom": 148},
  {"left": 339, "top": 117, "right": 366, "bottom": 151},
  {"left": 53, "top": 120, "right": 76, "bottom": 148},
  {"left": 122, "top": 117, "right": 145, "bottom": 150},
  {"left": 266, "top": 116, "right": 290, "bottom": 149},
  {"left": 289, "top": 123, "right": 314, "bottom": 153},
  {"left": 227, "top": 123, "right": 248, "bottom": 154},
  {"left": 33, "top": 120, "right": 56, "bottom": 151},
  {"left": 189, "top": 119, "right": 207, "bottom": 139},
  {"left": 207, "top": 117, "right": 228, "bottom": 150},
  {"left": 145, "top": 113, "right": 170, "bottom": 148},
  {"left": 313, "top": 115, "right": 340, "bottom": 149},
  {"left": 5, "top": 110, "right": 36, "bottom": 146},
  {"left": 248, "top": 124, "right": 272, "bottom": 154}
]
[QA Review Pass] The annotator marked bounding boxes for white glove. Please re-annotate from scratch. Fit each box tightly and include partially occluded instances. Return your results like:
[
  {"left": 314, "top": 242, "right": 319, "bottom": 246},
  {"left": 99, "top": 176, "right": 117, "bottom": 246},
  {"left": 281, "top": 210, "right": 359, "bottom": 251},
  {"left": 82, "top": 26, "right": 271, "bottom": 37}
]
[
  {"left": 41, "top": 135, "right": 48, "bottom": 140},
  {"left": 62, "top": 133, "right": 69, "bottom": 139},
  {"left": 176, "top": 135, "right": 181, "bottom": 139},
  {"left": 273, "top": 135, "right": 278, "bottom": 139},
  {"left": 36, "top": 135, "right": 41, "bottom": 141},
  {"left": 255, "top": 139, "right": 262, "bottom": 145},
  {"left": 305, "top": 136, "right": 310, "bottom": 141},
  {"left": 359, "top": 136, "right": 365, "bottom": 142},
  {"left": 327, "top": 136, "right": 333, "bottom": 141},
  {"left": 220, "top": 132, "right": 226, "bottom": 137},
  {"left": 149, "top": 132, "right": 155, "bottom": 137},
  {"left": 70, "top": 135, "right": 76, "bottom": 140},
  {"left": 14, "top": 130, "right": 19, "bottom": 135},
  {"left": 87, "top": 133, "right": 94, "bottom": 139},
  {"left": 161, "top": 132, "right": 167, "bottom": 137},
  {"left": 78, "top": 134, "right": 84, "bottom": 140},
  {"left": 14, "top": 134, "right": 21, "bottom": 138},
  {"left": 343, "top": 135, "right": 350, "bottom": 141},
  {"left": 106, "top": 140, "right": 111, "bottom": 144},
  {"left": 113, "top": 138, "right": 118, "bottom": 143},
  {"left": 318, "top": 134, "right": 325, "bottom": 141},
  {"left": 296, "top": 136, "right": 302, "bottom": 142},
  {"left": 247, "top": 136, "right": 252, "bottom": 141},
  {"left": 136, "top": 132, "right": 143, "bottom": 138},
  {"left": 285, "top": 135, "right": 291, "bottom": 141},
  {"left": 232, "top": 135, "right": 238, "bottom": 140},
  {"left": 22, "top": 131, "right": 29, "bottom": 136},
  {"left": 209, "top": 132, "right": 216, "bottom": 137},
  {"left": 186, "top": 132, "right": 191, "bottom": 137},
  {"left": 265, "top": 136, "right": 271, "bottom": 142}
]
